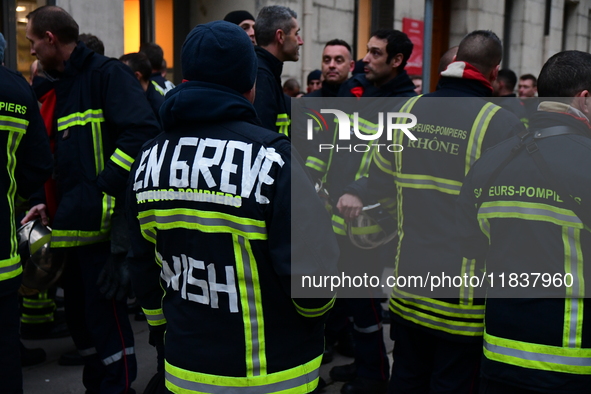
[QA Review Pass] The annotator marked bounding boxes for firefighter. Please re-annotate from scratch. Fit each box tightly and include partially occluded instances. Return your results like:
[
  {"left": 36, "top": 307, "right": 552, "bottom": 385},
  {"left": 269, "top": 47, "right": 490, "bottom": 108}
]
[
  {"left": 0, "top": 61, "right": 52, "bottom": 393},
  {"left": 458, "top": 50, "right": 591, "bottom": 393},
  {"left": 127, "top": 20, "right": 338, "bottom": 394},
  {"left": 342, "top": 30, "right": 525, "bottom": 393},
  {"left": 22, "top": 6, "right": 161, "bottom": 393}
]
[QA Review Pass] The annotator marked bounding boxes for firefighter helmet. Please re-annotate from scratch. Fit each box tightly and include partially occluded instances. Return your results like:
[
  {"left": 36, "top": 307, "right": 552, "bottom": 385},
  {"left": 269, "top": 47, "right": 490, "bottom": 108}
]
[
  {"left": 347, "top": 203, "right": 398, "bottom": 249},
  {"left": 17, "top": 219, "right": 63, "bottom": 291}
]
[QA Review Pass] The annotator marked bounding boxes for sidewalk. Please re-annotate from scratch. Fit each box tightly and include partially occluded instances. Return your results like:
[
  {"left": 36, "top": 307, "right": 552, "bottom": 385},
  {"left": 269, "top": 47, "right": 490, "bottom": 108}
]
[{"left": 22, "top": 317, "right": 394, "bottom": 394}]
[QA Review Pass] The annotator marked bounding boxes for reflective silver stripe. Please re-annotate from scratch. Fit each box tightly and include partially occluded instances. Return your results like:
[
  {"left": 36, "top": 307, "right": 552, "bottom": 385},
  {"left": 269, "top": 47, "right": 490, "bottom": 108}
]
[
  {"left": 396, "top": 175, "right": 462, "bottom": 193},
  {"left": 391, "top": 289, "right": 484, "bottom": 316},
  {"left": 390, "top": 301, "right": 483, "bottom": 334},
  {"left": 0, "top": 261, "right": 21, "bottom": 275},
  {"left": 165, "top": 368, "right": 319, "bottom": 394},
  {"left": 58, "top": 111, "right": 104, "bottom": 129},
  {"left": 145, "top": 311, "right": 165, "bottom": 324},
  {"left": 479, "top": 205, "right": 581, "bottom": 226},
  {"left": 0, "top": 119, "right": 27, "bottom": 133},
  {"left": 467, "top": 103, "right": 497, "bottom": 170},
  {"left": 479, "top": 218, "right": 490, "bottom": 237},
  {"left": 237, "top": 236, "right": 262, "bottom": 376},
  {"left": 102, "top": 347, "right": 135, "bottom": 366},
  {"left": 139, "top": 213, "right": 266, "bottom": 237},
  {"left": 79, "top": 347, "right": 97, "bottom": 357},
  {"left": 111, "top": 150, "right": 134, "bottom": 170},
  {"left": 565, "top": 227, "right": 582, "bottom": 348},
  {"left": 484, "top": 339, "right": 591, "bottom": 367},
  {"left": 354, "top": 323, "right": 382, "bottom": 334}
]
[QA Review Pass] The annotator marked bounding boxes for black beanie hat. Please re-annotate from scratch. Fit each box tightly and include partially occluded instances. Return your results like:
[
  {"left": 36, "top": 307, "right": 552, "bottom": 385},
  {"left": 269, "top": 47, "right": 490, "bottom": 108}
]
[
  {"left": 181, "top": 21, "right": 257, "bottom": 93},
  {"left": 307, "top": 69, "right": 322, "bottom": 84},
  {"left": 224, "top": 10, "right": 255, "bottom": 25}
]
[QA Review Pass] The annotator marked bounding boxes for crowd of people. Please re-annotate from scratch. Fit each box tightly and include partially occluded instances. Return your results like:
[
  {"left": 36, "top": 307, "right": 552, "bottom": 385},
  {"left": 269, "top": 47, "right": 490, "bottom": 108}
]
[{"left": 1, "top": 3, "right": 590, "bottom": 394}]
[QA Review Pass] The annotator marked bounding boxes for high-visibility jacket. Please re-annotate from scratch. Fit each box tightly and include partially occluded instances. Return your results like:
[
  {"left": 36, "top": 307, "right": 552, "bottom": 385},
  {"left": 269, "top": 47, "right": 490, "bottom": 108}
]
[
  {"left": 458, "top": 108, "right": 591, "bottom": 392},
  {"left": 253, "top": 47, "right": 291, "bottom": 136},
  {"left": 39, "top": 42, "right": 160, "bottom": 248},
  {"left": 128, "top": 81, "right": 338, "bottom": 394},
  {"left": 367, "top": 74, "right": 525, "bottom": 342},
  {"left": 0, "top": 66, "right": 52, "bottom": 296}
]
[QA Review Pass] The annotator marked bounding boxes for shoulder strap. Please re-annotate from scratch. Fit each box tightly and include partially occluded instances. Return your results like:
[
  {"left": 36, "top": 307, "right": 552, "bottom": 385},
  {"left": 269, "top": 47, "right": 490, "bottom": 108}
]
[{"left": 476, "top": 126, "right": 591, "bottom": 229}]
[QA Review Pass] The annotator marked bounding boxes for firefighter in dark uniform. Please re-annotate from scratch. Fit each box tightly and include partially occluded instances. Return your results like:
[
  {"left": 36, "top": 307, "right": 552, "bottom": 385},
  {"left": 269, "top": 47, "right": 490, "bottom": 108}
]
[
  {"left": 0, "top": 64, "right": 52, "bottom": 393},
  {"left": 127, "top": 21, "right": 338, "bottom": 394},
  {"left": 303, "top": 30, "right": 416, "bottom": 394},
  {"left": 458, "top": 50, "right": 591, "bottom": 394},
  {"left": 252, "top": 5, "right": 303, "bottom": 136},
  {"left": 22, "top": 6, "right": 161, "bottom": 393},
  {"left": 344, "top": 30, "right": 525, "bottom": 393}
]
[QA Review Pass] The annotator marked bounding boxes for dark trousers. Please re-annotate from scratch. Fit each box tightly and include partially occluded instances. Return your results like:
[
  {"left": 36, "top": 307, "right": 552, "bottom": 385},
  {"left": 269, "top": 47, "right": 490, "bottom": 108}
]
[
  {"left": 62, "top": 242, "right": 136, "bottom": 394},
  {"left": 388, "top": 322, "right": 481, "bottom": 394},
  {"left": 479, "top": 377, "right": 544, "bottom": 394},
  {"left": 0, "top": 290, "right": 22, "bottom": 393}
]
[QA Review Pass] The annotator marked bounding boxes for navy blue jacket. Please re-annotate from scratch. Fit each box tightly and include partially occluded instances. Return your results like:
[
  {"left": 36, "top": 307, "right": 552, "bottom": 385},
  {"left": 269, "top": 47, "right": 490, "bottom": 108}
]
[
  {"left": 128, "top": 81, "right": 338, "bottom": 392},
  {"left": 0, "top": 67, "right": 52, "bottom": 295},
  {"left": 42, "top": 42, "right": 160, "bottom": 248}
]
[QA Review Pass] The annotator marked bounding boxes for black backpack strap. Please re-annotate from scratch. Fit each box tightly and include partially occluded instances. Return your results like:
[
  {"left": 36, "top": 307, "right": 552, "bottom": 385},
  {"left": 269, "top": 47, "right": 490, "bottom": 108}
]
[
  {"left": 476, "top": 129, "right": 529, "bottom": 210},
  {"left": 476, "top": 126, "right": 590, "bottom": 229}
]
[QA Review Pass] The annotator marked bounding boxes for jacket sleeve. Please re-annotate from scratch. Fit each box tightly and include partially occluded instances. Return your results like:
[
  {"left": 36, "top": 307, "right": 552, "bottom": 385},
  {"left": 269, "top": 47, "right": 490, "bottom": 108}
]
[
  {"left": 96, "top": 62, "right": 161, "bottom": 198},
  {"left": 253, "top": 70, "right": 281, "bottom": 132},
  {"left": 15, "top": 85, "right": 52, "bottom": 199},
  {"left": 455, "top": 166, "right": 489, "bottom": 261},
  {"left": 265, "top": 140, "right": 339, "bottom": 318},
  {"left": 126, "top": 153, "right": 166, "bottom": 332}
]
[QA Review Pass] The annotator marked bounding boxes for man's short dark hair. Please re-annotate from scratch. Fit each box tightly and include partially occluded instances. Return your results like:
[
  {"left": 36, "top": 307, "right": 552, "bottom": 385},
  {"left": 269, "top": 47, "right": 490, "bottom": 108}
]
[
  {"left": 120, "top": 52, "right": 152, "bottom": 81},
  {"left": 520, "top": 73, "right": 537, "bottom": 86},
  {"left": 26, "top": 6, "right": 78, "bottom": 44},
  {"left": 456, "top": 30, "right": 502, "bottom": 75},
  {"left": 371, "top": 29, "right": 413, "bottom": 70},
  {"left": 538, "top": 50, "right": 591, "bottom": 97},
  {"left": 254, "top": 6, "right": 297, "bottom": 47},
  {"left": 497, "top": 69, "right": 517, "bottom": 91},
  {"left": 140, "top": 43, "right": 164, "bottom": 71},
  {"left": 79, "top": 33, "right": 104, "bottom": 55},
  {"left": 325, "top": 39, "right": 352, "bottom": 55}
]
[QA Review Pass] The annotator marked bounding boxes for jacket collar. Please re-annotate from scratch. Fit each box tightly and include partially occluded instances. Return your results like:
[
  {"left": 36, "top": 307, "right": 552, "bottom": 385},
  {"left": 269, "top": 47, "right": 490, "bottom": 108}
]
[{"left": 255, "top": 46, "right": 283, "bottom": 82}]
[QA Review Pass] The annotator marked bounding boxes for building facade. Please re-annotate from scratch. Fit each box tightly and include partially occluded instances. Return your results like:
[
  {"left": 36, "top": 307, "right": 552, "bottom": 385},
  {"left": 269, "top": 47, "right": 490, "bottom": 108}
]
[{"left": 1, "top": 0, "right": 591, "bottom": 92}]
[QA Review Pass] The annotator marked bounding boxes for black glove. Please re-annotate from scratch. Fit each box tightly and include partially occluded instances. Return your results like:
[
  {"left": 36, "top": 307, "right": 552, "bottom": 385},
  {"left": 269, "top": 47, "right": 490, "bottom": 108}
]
[{"left": 97, "top": 252, "right": 133, "bottom": 300}]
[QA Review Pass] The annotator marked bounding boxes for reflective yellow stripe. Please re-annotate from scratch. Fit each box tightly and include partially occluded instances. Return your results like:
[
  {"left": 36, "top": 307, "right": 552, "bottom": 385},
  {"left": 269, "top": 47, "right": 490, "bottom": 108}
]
[
  {"left": 465, "top": 102, "right": 500, "bottom": 175},
  {"left": 0, "top": 115, "right": 29, "bottom": 133},
  {"left": 390, "top": 297, "right": 484, "bottom": 336},
  {"left": 484, "top": 331, "right": 591, "bottom": 374},
  {"left": 276, "top": 113, "right": 290, "bottom": 136},
  {"left": 331, "top": 214, "right": 346, "bottom": 236},
  {"left": 92, "top": 122, "right": 104, "bottom": 175},
  {"left": 562, "top": 227, "right": 584, "bottom": 348},
  {"left": 110, "top": 148, "right": 135, "bottom": 172},
  {"left": 139, "top": 209, "right": 267, "bottom": 240},
  {"left": 0, "top": 256, "right": 22, "bottom": 281},
  {"left": 57, "top": 109, "right": 104, "bottom": 131},
  {"left": 293, "top": 296, "right": 335, "bottom": 318},
  {"left": 305, "top": 156, "right": 327, "bottom": 173},
  {"left": 374, "top": 149, "right": 394, "bottom": 176},
  {"left": 390, "top": 96, "right": 422, "bottom": 280},
  {"left": 142, "top": 308, "right": 167, "bottom": 326},
  {"left": 349, "top": 224, "right": 382, "bottom": 235},
  {"left": 151, "top": 80, "right": 165, "bottom": 96},
  {"left": 478, "top": 201, "right": 583, "bottom": 229},
  {"left": 396, "top": 173, "right": 462, "bottom": 195},
  {"left": 165, "top": 355, "right": 322, "bottom": 393},
  {"left": 459, "top": 258, "right": 476, "bottom": 305},
  {"left": 234, "top": 234, "right": 266, "bottom": 376},
  {"left": 6, "top": 130, "right": 23, "bottom": 260},
  {"left": 21, "top": 313, "right": 55, "bottom": 323},
  {"left": 51, "top": 229, "right": 110, "bottom": 247},
  {"left": 391, "top": 287, "right": 485, "bottom": 318}
]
